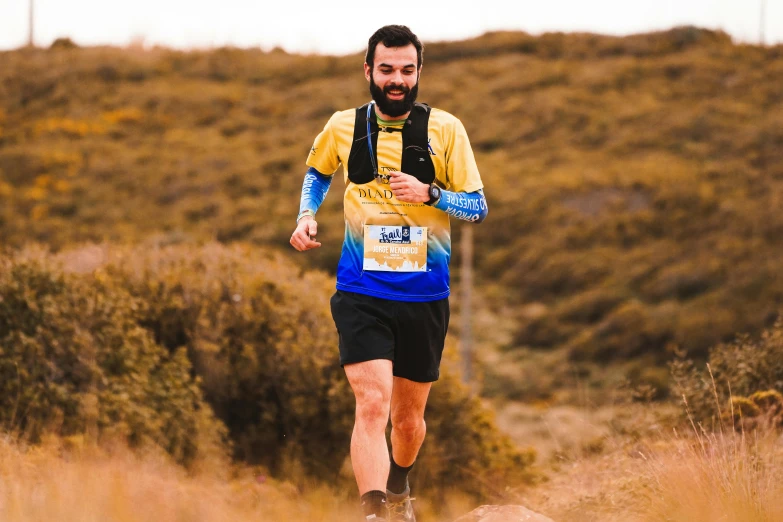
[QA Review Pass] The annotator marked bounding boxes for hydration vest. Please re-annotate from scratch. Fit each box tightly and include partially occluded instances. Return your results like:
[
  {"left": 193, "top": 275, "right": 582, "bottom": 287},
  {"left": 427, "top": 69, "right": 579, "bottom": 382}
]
[{"left": 347, "top": 101, "right": 436, "bottom": 185}]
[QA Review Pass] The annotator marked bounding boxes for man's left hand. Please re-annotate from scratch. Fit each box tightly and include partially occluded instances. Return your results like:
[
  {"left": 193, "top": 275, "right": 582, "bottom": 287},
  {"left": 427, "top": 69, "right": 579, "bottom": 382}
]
[{"left": 389, "top": 171, "right": 430, "bottom": 203}]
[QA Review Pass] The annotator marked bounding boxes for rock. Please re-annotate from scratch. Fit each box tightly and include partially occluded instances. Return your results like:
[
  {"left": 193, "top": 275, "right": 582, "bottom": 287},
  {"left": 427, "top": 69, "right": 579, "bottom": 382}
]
[{"left": 453, "top": 505, "right": 555, "bottom": 522}]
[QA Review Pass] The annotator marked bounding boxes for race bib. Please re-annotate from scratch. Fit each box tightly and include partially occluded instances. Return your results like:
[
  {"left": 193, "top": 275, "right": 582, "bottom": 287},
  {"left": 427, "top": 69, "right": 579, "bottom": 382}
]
[{"left": 363, "top": 225, "right": 427, "bottom": 272}]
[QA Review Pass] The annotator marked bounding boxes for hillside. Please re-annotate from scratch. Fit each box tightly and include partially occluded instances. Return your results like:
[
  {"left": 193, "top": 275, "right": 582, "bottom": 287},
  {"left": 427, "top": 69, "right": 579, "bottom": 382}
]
[{"left": 1, "top": 27, "right": 783, "bottom": 401}]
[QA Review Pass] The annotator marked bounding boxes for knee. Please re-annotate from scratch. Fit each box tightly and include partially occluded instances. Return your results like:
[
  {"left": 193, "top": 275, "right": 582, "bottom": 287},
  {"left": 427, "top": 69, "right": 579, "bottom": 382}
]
[
  {"left": 355, "top": 390, "right": 390, "bottom": 429},
  {"left": 393, "top": 416, "right": 426, "bottom": 442}
]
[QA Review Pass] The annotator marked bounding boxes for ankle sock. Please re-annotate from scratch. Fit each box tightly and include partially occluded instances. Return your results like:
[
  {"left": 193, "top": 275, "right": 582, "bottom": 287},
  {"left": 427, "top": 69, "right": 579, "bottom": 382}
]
[
  {"left": 361, "top": 490, "right": 387, "bottom": 519},
  {"left": 387, "top": 456, "right": 414, "bottom": 494}
]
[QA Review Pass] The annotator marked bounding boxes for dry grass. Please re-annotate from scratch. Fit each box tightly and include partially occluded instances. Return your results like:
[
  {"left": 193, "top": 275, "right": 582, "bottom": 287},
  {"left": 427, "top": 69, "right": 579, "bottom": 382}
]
[
  {"left": 0, "top": 435, "right": 361, "bottom": 522},
  {"left": 638, "top": 428, "right": 783, "bottom": 522},
  {"left": 513, "top": 407, "right": 783, "bottom": 522},
  {"left": 0, "top": 434, "right": 486, "bottom": 522},
  {"left": 1, "top": 411, "right": 782, "bottom": 522}
]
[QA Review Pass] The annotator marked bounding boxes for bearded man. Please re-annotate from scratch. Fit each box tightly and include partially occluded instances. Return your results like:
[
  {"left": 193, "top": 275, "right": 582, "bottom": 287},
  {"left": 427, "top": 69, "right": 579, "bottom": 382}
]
[{"left": 290, "top": 24, "right": 488, "bottom": 522}]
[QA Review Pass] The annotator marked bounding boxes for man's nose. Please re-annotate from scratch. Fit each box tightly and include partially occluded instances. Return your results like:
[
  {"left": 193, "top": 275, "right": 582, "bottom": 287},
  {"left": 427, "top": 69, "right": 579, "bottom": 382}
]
[{"left": 389, "top": 70, "right": 404, "bottom": 83}]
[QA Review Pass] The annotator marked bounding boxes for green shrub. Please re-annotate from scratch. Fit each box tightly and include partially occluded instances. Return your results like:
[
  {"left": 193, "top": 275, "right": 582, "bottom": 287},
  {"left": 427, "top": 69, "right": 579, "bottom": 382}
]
[
  {"left": 671, "top": 317, "right": 783, "bottom": 427},
  {"left": 93, "top": 243, "right": 351, "bottom": 478},
  {"left": 49, "top": 37, "right": 78, "bottom": 50},
  {"left": 0, "top": 255, "right": 227, "bottom": 467}
]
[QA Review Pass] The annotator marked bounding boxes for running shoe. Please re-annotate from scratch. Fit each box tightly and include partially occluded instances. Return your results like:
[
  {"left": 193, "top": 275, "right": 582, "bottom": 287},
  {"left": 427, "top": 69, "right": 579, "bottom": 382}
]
[{"left": 386, "top": 484, "right": 416, "bottom": 522}]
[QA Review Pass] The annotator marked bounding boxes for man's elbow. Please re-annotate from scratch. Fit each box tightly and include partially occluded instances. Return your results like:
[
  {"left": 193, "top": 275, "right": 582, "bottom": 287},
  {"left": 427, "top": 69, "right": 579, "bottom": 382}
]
[{"left": 473, "top": 206, "right": 488, "bottom": 224}]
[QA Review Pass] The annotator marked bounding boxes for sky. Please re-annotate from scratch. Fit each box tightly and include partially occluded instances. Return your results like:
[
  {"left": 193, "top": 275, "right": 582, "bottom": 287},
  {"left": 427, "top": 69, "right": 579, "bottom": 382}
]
[{"left": 1, "top": 0, "right": 781, "bottom": 55}]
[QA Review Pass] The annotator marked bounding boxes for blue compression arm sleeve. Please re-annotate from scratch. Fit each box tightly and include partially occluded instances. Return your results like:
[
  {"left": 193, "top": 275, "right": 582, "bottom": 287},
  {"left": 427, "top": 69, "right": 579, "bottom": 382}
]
[
  {"left": 433, "top": 189, "right": 488, "bottom": 223},
  {"left": 298, "top": 167, "right": 333, "bottom": 219}
]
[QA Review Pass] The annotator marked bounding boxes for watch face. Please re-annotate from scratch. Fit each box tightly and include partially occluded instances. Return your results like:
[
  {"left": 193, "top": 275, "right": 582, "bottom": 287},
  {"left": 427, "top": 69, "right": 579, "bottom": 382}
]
[{"left": 431, "top": 186, "right": 441, "bottom": 199}]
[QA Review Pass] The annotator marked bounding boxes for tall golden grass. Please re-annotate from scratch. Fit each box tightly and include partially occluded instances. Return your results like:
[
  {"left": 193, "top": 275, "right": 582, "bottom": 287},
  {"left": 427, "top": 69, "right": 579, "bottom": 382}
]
[
  {"left": 0, "top": 434, "right": 484, "bottom": 522},
  {"left": 635, "top": 378, "right": 783, "bottom": 522},
  {"left": 637, "top": 427, "right": 783, "bottom": 522},
  {"left": 0, "top": 434, "right": 362, "bottom": 522},
  {"left": 511, "top": 399, "right": 783, "bottom": 522},
  {"left": 2, "top": 417, "right": 780, "bottom": 522}
]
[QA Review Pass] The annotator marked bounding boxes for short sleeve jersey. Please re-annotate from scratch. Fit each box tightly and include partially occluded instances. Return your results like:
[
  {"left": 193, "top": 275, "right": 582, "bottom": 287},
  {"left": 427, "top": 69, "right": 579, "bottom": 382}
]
[{"left": 306, "top": 105, "right": 483, "bottom": 302}]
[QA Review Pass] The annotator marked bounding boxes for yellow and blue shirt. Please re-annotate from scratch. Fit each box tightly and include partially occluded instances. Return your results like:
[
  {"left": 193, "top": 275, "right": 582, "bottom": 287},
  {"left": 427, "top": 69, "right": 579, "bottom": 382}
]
[{"left": 305, "top": 105, "right": 483, "bottom": 302}]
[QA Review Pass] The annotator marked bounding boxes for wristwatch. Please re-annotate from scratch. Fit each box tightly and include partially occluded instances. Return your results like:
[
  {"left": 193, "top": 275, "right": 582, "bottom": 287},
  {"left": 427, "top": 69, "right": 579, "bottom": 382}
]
[{"left": 425, "top": 184, "right": 441, "bottom": 206}]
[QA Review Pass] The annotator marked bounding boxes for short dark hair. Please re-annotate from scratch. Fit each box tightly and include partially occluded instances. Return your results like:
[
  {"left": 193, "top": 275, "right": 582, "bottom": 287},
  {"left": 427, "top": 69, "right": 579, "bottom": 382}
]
[{"left": 365, "top": 25, "right": 423, "bottom": 69}]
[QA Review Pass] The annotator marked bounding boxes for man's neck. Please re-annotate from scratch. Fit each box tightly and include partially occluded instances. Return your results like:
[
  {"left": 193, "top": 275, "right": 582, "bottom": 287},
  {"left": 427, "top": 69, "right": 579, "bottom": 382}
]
[{"left": 374, "top": 105, "right": 410, "bottom": 123}]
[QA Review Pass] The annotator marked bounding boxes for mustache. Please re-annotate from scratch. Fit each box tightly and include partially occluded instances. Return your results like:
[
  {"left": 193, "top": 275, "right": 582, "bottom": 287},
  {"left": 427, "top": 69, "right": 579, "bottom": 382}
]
[{"left": 383, "top": 83, "right": 410, "bottom": 95}]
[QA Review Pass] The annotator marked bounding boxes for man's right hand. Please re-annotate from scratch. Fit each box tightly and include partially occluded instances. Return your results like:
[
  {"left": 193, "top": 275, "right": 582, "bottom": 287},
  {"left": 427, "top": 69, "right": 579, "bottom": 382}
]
[{"left": 290, "top": 216, "right": 322, "bottom": 251}]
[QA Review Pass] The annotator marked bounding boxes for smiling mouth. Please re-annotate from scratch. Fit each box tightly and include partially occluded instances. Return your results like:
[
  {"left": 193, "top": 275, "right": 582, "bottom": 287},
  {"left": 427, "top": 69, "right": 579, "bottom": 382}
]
[{"left": 386, "top": 90, "right": 406, "bottom": 99}]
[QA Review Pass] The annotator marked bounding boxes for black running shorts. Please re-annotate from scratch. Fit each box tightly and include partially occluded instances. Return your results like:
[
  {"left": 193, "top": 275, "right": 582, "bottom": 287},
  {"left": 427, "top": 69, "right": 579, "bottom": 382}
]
[{"left": 329, "top": 290, "right": 450, "bottom": 383}]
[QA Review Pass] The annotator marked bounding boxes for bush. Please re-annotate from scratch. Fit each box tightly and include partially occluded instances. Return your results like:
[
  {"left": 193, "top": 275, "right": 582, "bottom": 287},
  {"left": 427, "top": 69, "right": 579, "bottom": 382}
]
[
  {"left": 671, "top": 317, "right": 783, "bottom": 428},
  {"left": 92, "top": 243, "right": 352, "bottom": 479},
  {"left": 0, "top": 254, "right": 227, "bottom": 467},
  {"left": 49, "top": 37, "right": 78, "bottom": 50}
]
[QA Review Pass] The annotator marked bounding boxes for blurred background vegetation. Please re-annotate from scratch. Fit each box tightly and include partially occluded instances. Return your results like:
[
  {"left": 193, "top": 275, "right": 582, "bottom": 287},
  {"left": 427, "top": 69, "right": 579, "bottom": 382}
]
[{"left": 1, "top": 26, "right": 783, "bottom": 512}]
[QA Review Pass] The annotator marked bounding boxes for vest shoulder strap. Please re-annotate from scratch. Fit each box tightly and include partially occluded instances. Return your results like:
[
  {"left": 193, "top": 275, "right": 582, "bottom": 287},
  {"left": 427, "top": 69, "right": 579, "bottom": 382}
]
[
  {"left": 348, "top": 102, "right": 378, "bottom": 184},
  {"left": 347, "top": 101, "right": 435, "bottom": 185}
]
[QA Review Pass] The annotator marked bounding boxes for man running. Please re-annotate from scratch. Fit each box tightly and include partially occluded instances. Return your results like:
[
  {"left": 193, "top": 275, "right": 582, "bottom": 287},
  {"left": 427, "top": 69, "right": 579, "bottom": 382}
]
[{"left": 290, "top": 25, "right": 488, "bottom": 522}]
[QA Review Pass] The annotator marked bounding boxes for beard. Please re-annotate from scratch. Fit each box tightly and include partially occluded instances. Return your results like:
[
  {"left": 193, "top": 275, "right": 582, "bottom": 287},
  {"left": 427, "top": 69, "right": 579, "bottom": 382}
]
[{"left": 369, "top": 73, "right": 419, "bottom": 118}]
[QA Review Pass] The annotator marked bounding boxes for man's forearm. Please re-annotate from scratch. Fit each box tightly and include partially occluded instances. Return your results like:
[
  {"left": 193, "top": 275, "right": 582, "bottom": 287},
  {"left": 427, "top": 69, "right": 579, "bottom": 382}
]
[
  {"left": 298, "top": 167, "right": 333, "bottom": 222},
  {"left": 433, "top": 189, "right": 488, "bottom": 223}
]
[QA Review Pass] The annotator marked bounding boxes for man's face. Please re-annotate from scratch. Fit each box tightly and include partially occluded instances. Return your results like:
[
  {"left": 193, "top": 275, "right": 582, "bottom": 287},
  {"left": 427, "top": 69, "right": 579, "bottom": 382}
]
[{"left": 364, "top": 43, "right": 420, "bottom": 118}]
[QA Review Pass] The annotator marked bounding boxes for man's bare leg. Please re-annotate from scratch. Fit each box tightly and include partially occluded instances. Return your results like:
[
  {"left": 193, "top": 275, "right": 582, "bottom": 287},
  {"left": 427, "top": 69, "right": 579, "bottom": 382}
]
[
  {"left": 389, "top": 377, "right": 432, "bottom": 484},
  {"left": 344, "top": 359, "right": 394, "bottom": 495}
]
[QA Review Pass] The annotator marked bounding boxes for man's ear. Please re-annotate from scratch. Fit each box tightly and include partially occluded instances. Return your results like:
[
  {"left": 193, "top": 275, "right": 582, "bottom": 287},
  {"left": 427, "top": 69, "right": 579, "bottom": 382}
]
[{"left": 364, "top": 63, "right": 371, "bottom": 82}]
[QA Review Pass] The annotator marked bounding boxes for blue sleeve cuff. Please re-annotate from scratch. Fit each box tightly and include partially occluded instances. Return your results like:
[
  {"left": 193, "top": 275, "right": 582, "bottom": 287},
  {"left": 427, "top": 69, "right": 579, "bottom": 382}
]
[{"left": 433, "top": 188, "right": 488, "bottom": 223}]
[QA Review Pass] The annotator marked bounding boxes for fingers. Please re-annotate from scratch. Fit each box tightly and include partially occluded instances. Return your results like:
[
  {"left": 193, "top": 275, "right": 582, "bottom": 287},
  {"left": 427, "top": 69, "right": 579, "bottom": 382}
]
[
  {"left": 391, "top": 185, "right": 413, "bottom": 201},
  {"left": 393, "top": 190, "right": 414, "bottom": 203},
  {"left": 290, "top": 222, "right": 322, "bottom": 251},
  {"left": 389, "top": 171, "right": 412, "bottom": 195},
  {"left": 389, "top": 172, "right": 426, "bottom": 202},
  {"left": 290, "top": 232, "right": 322, "bottom": 251},
  {"left": 389, "top": 170, "right": 411, "bottom": 185}
]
